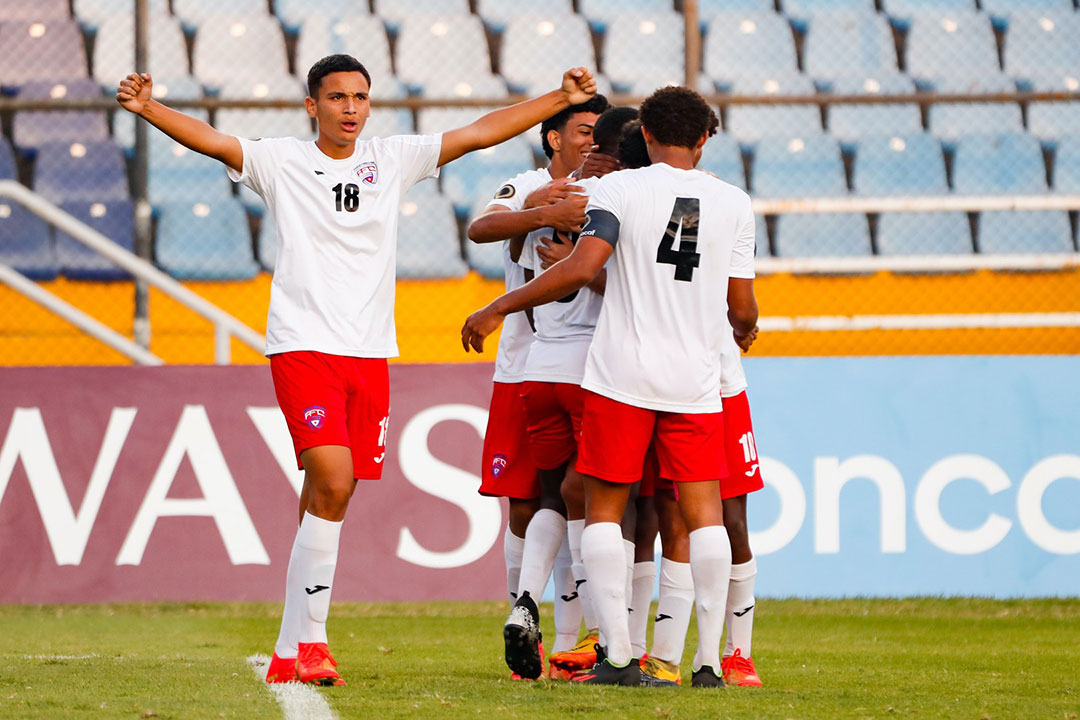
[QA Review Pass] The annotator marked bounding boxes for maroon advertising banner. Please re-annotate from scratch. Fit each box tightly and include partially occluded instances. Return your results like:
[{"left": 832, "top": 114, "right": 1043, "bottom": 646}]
[{"left": 0, "top": 364, "right": 509, "bottom": 603}]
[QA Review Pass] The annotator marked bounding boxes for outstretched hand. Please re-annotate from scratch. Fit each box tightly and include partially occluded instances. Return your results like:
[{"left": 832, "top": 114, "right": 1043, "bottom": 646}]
[
  {"left": 561, "top": 67, "right": 597, "bottom": 106},
  {"left": 461, "top": 305, "right": 505, "bottom": 353},
  {"left": 116, "top": 72, "right": 153, "bottom": 115}
]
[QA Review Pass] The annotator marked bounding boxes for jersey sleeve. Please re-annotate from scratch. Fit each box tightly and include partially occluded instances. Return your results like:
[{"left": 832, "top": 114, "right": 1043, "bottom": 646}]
[
  {"left": 517, "top": 233, "right": 538, "bottom": 272},
  {"left": 585, "top": 172, "right": 626, "bottom": 220},
  {"left": 226, "top": 136, "right": 285, "bottom": 199},
  {"left": 485, "top": 171, "right": 533, "bottom": 214},
  {"left": 729, "top": 195, "right": 756, "bottom": 280},
  {"left": 388, "top": 133, "right": 443, "bottom": 189}
]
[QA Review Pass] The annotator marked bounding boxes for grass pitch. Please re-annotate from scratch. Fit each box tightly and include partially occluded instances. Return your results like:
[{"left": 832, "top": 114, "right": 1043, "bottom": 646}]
[{"left": 1, "top": 598, "right": 1078, "bottom": 720}]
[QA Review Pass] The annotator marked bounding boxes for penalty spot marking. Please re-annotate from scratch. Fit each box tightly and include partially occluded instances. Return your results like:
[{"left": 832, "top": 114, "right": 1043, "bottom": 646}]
[{"left": 248, "top": 654, "right": 336, "bottom": 720}]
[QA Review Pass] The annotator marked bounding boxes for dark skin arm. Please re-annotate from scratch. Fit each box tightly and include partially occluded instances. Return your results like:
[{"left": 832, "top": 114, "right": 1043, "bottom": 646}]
[
  {"left": 728, "top": 277, "right": 759, "bottom": 352},
  {"left": 535, "top": 233, "right": 606, "bottom": 295}
]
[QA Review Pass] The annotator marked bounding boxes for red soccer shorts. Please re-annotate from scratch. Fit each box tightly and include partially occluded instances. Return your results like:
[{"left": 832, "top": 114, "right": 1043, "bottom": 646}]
[
  {"left": 719, "top": 391, "right": 765, "bottom": 499},
  {"left": 576, "top": 390, "right": 727, "bottom": 484},
  {"left": 520, "top": 381, "right": 586, "bottom": 471},
  {"left": 479, "top": 382, "right": 540, "bottom": 499},
  {"left": 269, "top": 351, "right": 390, "bottom": 480}
]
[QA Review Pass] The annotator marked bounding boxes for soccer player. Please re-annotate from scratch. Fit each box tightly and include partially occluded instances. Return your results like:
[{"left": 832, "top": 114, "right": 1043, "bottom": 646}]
[
  {"left": 468, "top": 95, "right": 609, "bottom": 678},
  {"left": 461, "top": 86, "right": 758, "bottom": 687},
  {"left": 117, "top": 54, "right": 597, "bottom": 686}
]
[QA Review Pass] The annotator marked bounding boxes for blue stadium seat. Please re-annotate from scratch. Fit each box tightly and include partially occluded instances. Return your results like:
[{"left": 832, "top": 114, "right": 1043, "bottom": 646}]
[
  {"left": 502, "top": 15, "right": 596, "bottom": 92},
  {"left": 374, "top": 0, "right": 470, "bottom": 32},
  {"left": 256, "top": 212, "right": 276, "bottom": 272},
  {"left": 978, "top": 211, "right": 1074, "bottom": 253},
  {"left": 92, "top": 12, "right": 189, "bottom": 88},
  {"left": 803, "top": 10, "right": 898, "bottom": 84},
  {"left": 751, "top": 134, "right": 847, "bottom": 197},
  {"left": 755, "top": 213, "right": 770, "bottom": 257},
  {"left": 34, "top": 140, "right": 129, "bottom": 202},
  {"left": 0, "top": 137, "right": 14, "bottom": 179},
  {"left": 148, "top": 134, "right": 233, "bottom": 205},
  {"left": 441, "top": 137, "right": 535, "bottom": 215},
  {"left": 0, "top": 201, "right": 56, "bottom": 279},
  {"left": 726, "top": 73, "right": 823, "bottom": 145},
  {"left": 579, "top": 0, "right": 671, "bottom": 31},
  {"left": 156, "top": 200, "right": 259, "bottom": 280},
  {"left": 1003, "top": 11, "right": 1080, "bottom": 84},
  {"left": 774, "top": 213, "right": 871, "bottom": 257},
  {"left": 12, "top": 79, "right": 109, "bottom": 151},
  {"left": 704, "top": 12, "right": 797, "bottom": 85},
  {"left": 699, "top": 0, "right": 775, "bottom": 22},
  {"left": 952, "top": 133, "right": 1047, "bottom": 195},
  {"left": 192, "top": 14, "right": 289, "bottom": 90},
  {"left": 905, "top": 11, "right": 1000, "bottom": 86},
  {"left": 880, "top": 0, "right": 974, "bottom": 30},
  {"left": 827, "top": 74, "right": 923, "bottom": 146},
  {"left": 853, "top": 133, "right": 947, "bottom": 195},
  {"left": 876, "top": 212, "right": 973, "bottom": 255},
  {"left": 1, "top": 0, "right": 69, "bottom": 21},
  {"left": 982, "top": 0, "right": 1074, "bottom": 28},
  {"left": 604, "top": 13, "right": 685, "bottom": 92},
  {"left": 364, "top": 109, "right": 416, "bottom": 139},
  {"left": 274, "top": 0, "right": 371, "bottom": 34},
  {"left": 173, "top": 0, "right": 269, "bottom": 30},
  {"left": 783, "top": 0, "right": 876, "bottom": 29},
  {"left": 928, "top": 74, "right": 1024, "bottom": 146},
  {"left": 395, "top": 15, "right": 491, "bottom": 90},
  {"left": 397, "top": 192, "right": 469, "bottom": 279},
  {"left": 1027, "top": 74, "right": 1080, "bottom": 145},
  {"left": 295, "top": 14, "right": 395, "bottom": 90},
  {"left": 478, "top": 0, "right": 573, "bottom": 32},
  {"left": 463, "top": 203, "right": 506, "bottom": 279},
  {"left": 421, "top": 73, "right": 509, "bottom": 100},
  {"left": 1053, "top": 135, "right": 1080, "bottom": 193},
  {"left": 0, "top": 19, "right": 87, "bottom": 88},
  {"left": 73, "top": 0, "right": 168, "bottom": 30},
  {"left": 113, "top": 76, "right": 204, "bottom": 150},
  {"left": 55, "top": 200, "right": 135, "bottom": 280},
  {"left": 699, "top": 133, "right": 746, "bottom": 189},
  {"left": 215, "top": 76, "right": 314, "bottom": 143},
  {"left": 418, "top": 107, "right": 487, "bottom": 136}
]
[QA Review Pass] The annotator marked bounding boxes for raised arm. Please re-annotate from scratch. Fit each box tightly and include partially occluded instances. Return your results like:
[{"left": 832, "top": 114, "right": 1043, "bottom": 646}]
[
  {"left": 116, "top": 73, "right": 243, "bottom": 173},
  {"left": 439, "top": 68, "right": 596, "bottom": 167}
]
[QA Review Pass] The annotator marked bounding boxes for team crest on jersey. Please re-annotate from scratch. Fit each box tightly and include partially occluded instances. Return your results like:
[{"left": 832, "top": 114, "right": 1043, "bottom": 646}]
[
  {"left": 354, "top": 161, "right": 378, "bottom": 186},
  {"left": 494, "top": 184, "right": 515, "bottom": 200},
  {"left": 303, "top": 405, "right": 327, "bottom": 429},
  {"left": 491, "top": 453, "right": 509, "bottom": 477}
]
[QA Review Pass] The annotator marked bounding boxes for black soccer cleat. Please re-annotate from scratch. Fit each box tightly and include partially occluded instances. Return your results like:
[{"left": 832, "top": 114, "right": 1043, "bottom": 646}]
[
  {"left": 572, "top": 655, "right": 642, "bottom": 686},
  {"left": 503, "top": 591, "right": 543, "bottom": 680},
  {"left": 691, "top": 664, "right": 726, "bottom": 688}
]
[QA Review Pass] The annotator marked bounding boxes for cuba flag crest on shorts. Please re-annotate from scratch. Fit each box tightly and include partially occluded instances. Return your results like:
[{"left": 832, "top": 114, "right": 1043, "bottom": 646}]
[{"left": 303, "top": 405, "right": 327, "bottom": 429}]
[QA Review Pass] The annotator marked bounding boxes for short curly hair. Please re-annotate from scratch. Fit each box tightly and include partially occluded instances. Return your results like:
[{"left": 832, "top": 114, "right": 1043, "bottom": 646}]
[
  {"left": 639, "top": 86, "right": 718, "bottom": 149},
  {"left": 592, "top": 106, "right": 639, "bottom": 156},
  {"left": 617, "top": 121, "right": 651, "bottom": 169}
]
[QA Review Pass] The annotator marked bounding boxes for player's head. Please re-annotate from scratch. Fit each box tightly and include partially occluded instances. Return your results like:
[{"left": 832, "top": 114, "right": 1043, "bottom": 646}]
[
  {"left": 639, "top": 86, "right": 719, "bottom": 165},
  {"left": 305, "top": 54, "right": 372, "bottom": 147},
  {"left": 592, "top": 106, "right": 639, "bottom": 156},
  {"left": 540, "top": 94, "right": 609, "bottom": 167},
  {"left": 617, "top": 121, "right": 651, "bottom": 169}
]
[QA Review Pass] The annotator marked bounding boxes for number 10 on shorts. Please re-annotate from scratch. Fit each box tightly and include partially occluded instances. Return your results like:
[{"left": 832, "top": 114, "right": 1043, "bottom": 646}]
[{"left": 738, "top": 431, "right": 757, "bottom": 464}]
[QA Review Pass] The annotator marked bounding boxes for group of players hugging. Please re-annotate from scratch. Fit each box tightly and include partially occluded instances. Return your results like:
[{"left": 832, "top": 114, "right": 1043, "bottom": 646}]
[{"left": 117, "top": 46, "right": 762, "bottom": 689}]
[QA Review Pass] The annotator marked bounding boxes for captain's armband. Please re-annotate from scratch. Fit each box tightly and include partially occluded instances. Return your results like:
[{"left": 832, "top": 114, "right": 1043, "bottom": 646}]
[{"left": 578, "top": 209, "right": 621, "bottom": 248}]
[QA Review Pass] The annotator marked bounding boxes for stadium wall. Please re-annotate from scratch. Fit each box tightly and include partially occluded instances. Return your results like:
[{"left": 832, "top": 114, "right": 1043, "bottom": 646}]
[{"left": 1, "top": 359, "right": 1078, "bottom": 604}]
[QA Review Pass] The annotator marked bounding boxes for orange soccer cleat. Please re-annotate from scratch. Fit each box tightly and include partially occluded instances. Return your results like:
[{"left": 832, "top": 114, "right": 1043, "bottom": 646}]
[
  {"left": 265, "top": 653, "right": 298, "bottom": 683},
  {"left": 296, "top": 642, "right": 346, "bottom": 686},
  {"left": 721, "top": 649, "right": 763, "bottom": 687},
  {"left": 548, "top": 632, "right": 598, "bottom": 672}
]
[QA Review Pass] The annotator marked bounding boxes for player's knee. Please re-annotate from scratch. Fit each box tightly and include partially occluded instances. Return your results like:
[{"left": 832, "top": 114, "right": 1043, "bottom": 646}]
[{"left": 508, "top": 498, "right": 539, "bottom": 536}]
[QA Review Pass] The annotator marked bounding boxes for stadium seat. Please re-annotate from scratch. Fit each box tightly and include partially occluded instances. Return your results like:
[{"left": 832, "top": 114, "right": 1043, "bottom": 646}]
[
  {"left": 364, "top": 109, "right": 416, "bottom": 139},
  {"left": 501, "top": 15, "right": 596, "bottom": 92},
  {"left": 1027, "top": 74, "right": 1080, "bottom": 145},
  {"left": 421, "top": 73, "right": 509, "bottom": 101},
  {"left": 626, "top": 73, "right": 716, "bottom": 97},
  {"left": 274, "top": 0, "right": 371, "bottom": 34},
  {"left": 417, "top": 107, "right": 488, "bottom": 137},
  {"left": 0, "top": 137, "right": 15, "bottom": 180},
  {"left": 34, "top": 140, "right": 129, "bottom": 202},
  {"left": 783, "top": 0, "right": 876, "bottom": 29},
  {"left": 173, "top": 0, "right": 269, "bottom": 30},
  {"left": 55, "top": 200, "right": 135, "bottom": 280},
  {"left": 698, "top": 0, "right": 775, "bottom": 20},
  {"left": 441, "top": 137, "right": 536, "bottom": 215},
  {"left": 91, "top": 12, "right": 190, "bottom": 88},
  {"left": 373, "top": 0, "right": 470, "bottom": 32},
  {"left": 256, "top": 211, "right": 276, "bottom": 272},
  {"left": 699, "top": 133, "right": 746, "bottom": 189},
  {"left": 0, "top": 201, "right": 56, "bottom": 279},
  {"left": 982, "top": 0, "right": 1074, "bottom": 28},
  {"left": 397, "top": 192, "right": 469, "bottom": 279},
  {"left": 928, "top": 74, "right": 1024, "bottom": 146},
  {"left": 827, "top": 75, "right": 923, "bottom": 146},
  {"left": 755, "top": 213, "right": 770, "bottom": 257},
  {"left": 725, "top": 73, "right": 823, "bottom": 145},
  {"left": 773, "top": 213, "right": 872, "bottom": 257},
  {"left": 604, "top": 13, "right": 685, "bottom": 92},
  {"left": 978, "top": 211, "right": 1074, "bottom": 253},
  {"left": 395, "top": 15, "right": 491, "bottom": 90},
  {"left": 876, "top": 212, "right": 973, "bottom": 255},
  {"left": 155, "top": 199, "right": 259, "bottom": 280},
  {"left": 0, "top": 0, "right": 69, "bottom": 21},
  {"left": 12, "top": 79, "right": 109, "bottom": 151},
  {"left": 853, "top": 133, "right": 948, "bottom": 195},
  {"left": 751, "top": 134, "right": 847, "bottom": 197},
  {"left": 904, "top": 11, "right": 1000, "bottom": 86},
  {"left": 1002, "top": 11, "right": 1080, "bottom": 84},
  {"left": 192, "top": 14, "right": 290, "bottom": 90},
  {"left": 295, "top": 14, "right": 395, "bottom": 90},
  {"left": 578, "top": 0, "right": 672, "bottom": 31},
  {"left": 881, "top": 0, "right": 974, "bottom": 30},
  {"left": 148, "top": 133, "right": 233, "bottom": 205},
  {"left": 477, "top": 0, "right": 573, "bottom": 32},
  {"left": 952, "top": 133, "right": 1047, "bottom": 195},
  {"left": 0, "top": 19, "right": 88, "bottom": 88},
  {"left": 112, "top": 76, "right": 204, "bottom": 150},
  {"left": 463, "top": 202, "right": 506, "bottom": 278},
  {"left": 215, "top": 76, "right": 314, "bottom": 143},
  {"left": 803, "top": 10, "right": 898, "bottom": 84},
  {"left": 704, "top": 12, "right": 798, "bottom": 85},
  {"left": 1053, "top": 135, "right": 1080, "bottom": 193},
  {"left": 73, "top": 0, "right": 168, "bottom": 30}
]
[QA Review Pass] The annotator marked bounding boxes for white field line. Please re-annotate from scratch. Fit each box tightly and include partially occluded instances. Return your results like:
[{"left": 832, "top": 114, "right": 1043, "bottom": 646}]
[
  {"left": 25, "top": 653, "right": 100, "bottom": 660},
  {"left": 758, "top": 312, "right": 1080, "bottom": 332},
  {"left": 247, "top": 654, "right": 336, "bottom": 720}
]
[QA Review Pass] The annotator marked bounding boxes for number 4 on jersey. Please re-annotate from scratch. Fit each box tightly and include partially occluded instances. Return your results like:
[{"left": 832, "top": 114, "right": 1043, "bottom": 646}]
[{"left": 656, "top": 197, "right": 701, "bottom": 282}]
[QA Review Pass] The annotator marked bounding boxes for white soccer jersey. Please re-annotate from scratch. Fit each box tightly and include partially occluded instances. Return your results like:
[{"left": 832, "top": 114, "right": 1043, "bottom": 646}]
[
  {"left": 582, "top": 164, "right": 755, "bottom": 413},
  {"left": 484, "top": 167, "right": 552, "bottom": 383},
  {"left": 228, "top": 134, "right": 442, "bottom": 357},
  {"left": 518, "top": 175, "right": 603, "bottom": 385}
]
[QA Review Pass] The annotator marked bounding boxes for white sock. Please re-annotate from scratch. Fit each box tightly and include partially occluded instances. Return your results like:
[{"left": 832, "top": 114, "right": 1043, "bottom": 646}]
[
  {"left": 649, "top": 558, "right": 694, "bottom": 665},
  {"left": 273, "top": 523, "right": 304, "bottom": 659},
  {"left": 567, "top": 519, "right": 598, "bottom": 634},
  {"left": 623, "top": 539, "right": 635, "bottom": 615},
  {"left": 689, "top": 526, "right": 732, "bottom": 672},
  {"left": 582, "top": 522, "right": 633, "bottom": 666},
  {"left": 503, "top": 527, "right": 525, "bottom": 605},
  {"left": 629, "top": 561, "right": 656, "bottom": 658},
  {"left": 552, "top": 536, "right": 581, "bottom": 653},
  {"left": 288, "top": 512, "right": 343, "bottom": 646},
  {"left": 725, "top": 557, "right": 757, "bottom": 658},
  {"left": 517, "top": 508, "right": 566, "bottom": 601}
]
